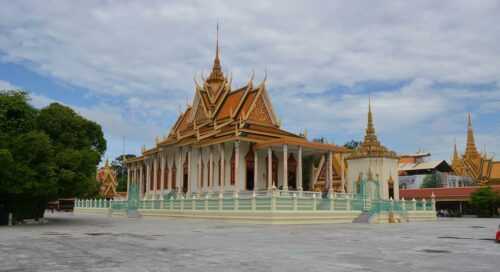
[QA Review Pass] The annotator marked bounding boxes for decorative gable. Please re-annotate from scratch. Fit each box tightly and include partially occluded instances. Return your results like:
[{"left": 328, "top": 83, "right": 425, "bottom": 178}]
[{"left": 248, "top": 95, "right": 273, "bottom": 124}]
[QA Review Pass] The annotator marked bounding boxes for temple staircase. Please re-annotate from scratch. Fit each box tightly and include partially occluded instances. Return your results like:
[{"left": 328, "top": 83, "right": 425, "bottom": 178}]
[{"left": 352, "top": 211, "right": 371, "bottom": 223}]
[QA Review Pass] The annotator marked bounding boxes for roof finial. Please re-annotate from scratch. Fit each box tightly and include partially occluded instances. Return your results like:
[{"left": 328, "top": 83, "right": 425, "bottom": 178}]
[
  {"left": 207, "top": 23, "right": 224, "bottom": 83},
  {"left": 366, "top": 96, "right": 375, "bottom": 136},
  {"left": 216, "top": 22, "right": 220, "bottom": 63}
]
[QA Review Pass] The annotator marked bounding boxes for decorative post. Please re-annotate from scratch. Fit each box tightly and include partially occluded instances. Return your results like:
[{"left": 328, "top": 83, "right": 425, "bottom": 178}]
[
  {"left": 204, "top": 193, "right": 209, "bottom": 211},
  {"left": 251, "top": 191, "right": 257, "bottom": 211},
  {"left": 390, "top": 197, "right": 394, "bottom": 211},
  {"left": 192, "top": 195, "right": 196, "bottom": 210},
  {"left": 234, "top": 192, "right": 239, "bottom": 211},
  {"left": 412, "top": 198, "right": 417, "bottom": 211},
  {"left": 293, "top": 193, "right": 298, "bottom": 211},
  {"left": 271, "top": 190, "right": 277, "bottom": 211},
  {"left": 283, "top": 144, "right": 288, "bottom": 191},
  {"left": 218, "top": 192, "right": 223, "bottom": 211},
  {"left": 401, "top": 197, "right": 406, "bottom": 210},
  {"left": 329, "top": 192, "right": 335, "bottom": 211},
  {"left": 159, "top": 194, "right": 164, "bottom": 209},
  {"left": 346, "top": 195, "right": 351, "bottom": 211},
  {"left": 169, "top": 195, "right": 174, "bottom": 210},
  {"left": 312, "top": 193, "right": 317, "bottom": 211},
  {"left": 180, "top": 196, "right": 185, "bottom": 212},
  {"left": 422, "top": 198, "right": 427, "bottom": 211}
]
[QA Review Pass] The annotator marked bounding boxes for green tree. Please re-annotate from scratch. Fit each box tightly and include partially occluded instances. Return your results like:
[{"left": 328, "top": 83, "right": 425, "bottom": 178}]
[
  {"left": 0, "top": 91, "right": 106, "bottom": 223},
  {"left": 421, "top": 173, "right": 442, "bottom": 188},
  {"left": 0, "top": 91, "right": 57, "bottom": 221},
  {"left": 470, "top": 186, "right": 500, "bottom": 217},
  {"left": 36, "top": 103, "right": 106, "bottom": 198},
  {"left": 344, "top": 140, "right": 362, "bottom": 150}
]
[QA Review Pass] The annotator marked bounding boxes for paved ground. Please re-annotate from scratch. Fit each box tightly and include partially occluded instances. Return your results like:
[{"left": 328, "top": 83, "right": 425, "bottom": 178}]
[{"left": 0, "top": 213, "right": 499, "bottom": 272}]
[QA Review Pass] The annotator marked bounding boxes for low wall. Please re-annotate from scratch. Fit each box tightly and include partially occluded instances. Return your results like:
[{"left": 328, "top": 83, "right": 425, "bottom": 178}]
[
  {"left": 406, "top": 211, "right": 437, "bottom": 222},
  {"left": 75, "top": 207, "right": 361, "bottom": 224}
]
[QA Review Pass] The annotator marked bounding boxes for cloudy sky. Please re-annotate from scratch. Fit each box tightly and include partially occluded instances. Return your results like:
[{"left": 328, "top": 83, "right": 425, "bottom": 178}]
[{"left": 1, "top": 0, "right": 500, "bottom": 163}]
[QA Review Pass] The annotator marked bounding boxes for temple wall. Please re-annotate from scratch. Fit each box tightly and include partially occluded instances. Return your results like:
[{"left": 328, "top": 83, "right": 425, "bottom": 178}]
[{"left": 346, "top": 157, "right": 399, "bottom": 200}]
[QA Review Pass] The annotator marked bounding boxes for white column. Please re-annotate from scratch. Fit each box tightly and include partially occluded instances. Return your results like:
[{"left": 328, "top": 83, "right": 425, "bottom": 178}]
[
  {"left": 254, "top": 149, "right": 258, "bottom": 192},
  {"left": 328, "top": 152, "right": 333, "bottom": 193},
  {"left": 167, "top": 154, "right": 172, "bottom": 191},
  {"left": 340, "top": 153, "right": 345, "bottom": 193},
  {"left": 209, "top": 147, "right": 214, "bottom": 192},
  {"left": 283, "top": 144, "right": 288, "bottom": 191},
  {"left": 199, "top": 148, "right": 203, "bottom": 192},
  {"left": 177, "top": 149, "right": 182, "bottom": 193},
  {"left": 234, "top": 141, "right": 240, "bottom": 192},
  {"left": 153, "top": 156, "right": 158, "bottom": 197},
  {"left": 267, "top": 147, "right": 272, "bottom": 190},
  {"left": 139, "top": 165, "right": 144, "bottom": 198},
  {"left": 297, "top": 146, "right": 303, "bottom": 191},
  {"left": 160, "top": 152, "right": 165, "bottom": 194},
  {"left": 146, "top": 161, "right": 151, "bottom": 196},
  {"left": 220, "top": 144, "right": 225, "bottom": 193},
  {"left": 187, "top": 148, "right": 191, "bottom": 194}
]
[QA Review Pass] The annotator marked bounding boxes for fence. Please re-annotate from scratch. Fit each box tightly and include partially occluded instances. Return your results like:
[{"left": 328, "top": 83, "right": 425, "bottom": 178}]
[{"left": 75, "top": 191, "right": 435, "bottom": 214}]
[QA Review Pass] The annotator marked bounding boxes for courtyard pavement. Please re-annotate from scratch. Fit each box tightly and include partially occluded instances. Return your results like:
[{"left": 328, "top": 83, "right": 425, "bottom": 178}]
[{"left": 0, "top": 213, "right": 499, "bottom": 272}]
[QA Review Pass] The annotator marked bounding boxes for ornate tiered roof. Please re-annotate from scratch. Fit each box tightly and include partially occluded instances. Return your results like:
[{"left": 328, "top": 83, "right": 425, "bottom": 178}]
[
  {"left": 125, "top": 28, "right": 350, "bottom": 159},
  {"left": 451, "top": 113, "right": 500, "bottom": 185},
  {"left": 347, "top": 100, "right": 398, "bottom": 160}
]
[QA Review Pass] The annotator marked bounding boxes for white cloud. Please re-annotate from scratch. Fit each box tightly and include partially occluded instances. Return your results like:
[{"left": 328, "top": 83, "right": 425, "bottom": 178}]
[
  {"left": 0, "top": 79, "right": 18, "bottom": 90},
  {"left": 1, "top": 1, "right": 500, "bottom": 161}
]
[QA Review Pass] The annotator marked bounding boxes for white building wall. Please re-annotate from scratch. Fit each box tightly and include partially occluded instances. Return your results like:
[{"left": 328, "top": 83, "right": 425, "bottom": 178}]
[{"left": 346, "top": 157, "right": 399, "bottom": 200}]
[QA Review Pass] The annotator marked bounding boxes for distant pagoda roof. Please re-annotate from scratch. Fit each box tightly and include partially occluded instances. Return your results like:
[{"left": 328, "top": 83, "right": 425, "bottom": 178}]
[{"left": 347, "top": 99, "right": 398, "bottom": 160}]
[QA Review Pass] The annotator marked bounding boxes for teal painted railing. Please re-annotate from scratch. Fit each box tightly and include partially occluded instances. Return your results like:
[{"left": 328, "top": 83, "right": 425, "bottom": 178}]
[{"left": 75, "top": 191, "right": 436, "bottom": 214}]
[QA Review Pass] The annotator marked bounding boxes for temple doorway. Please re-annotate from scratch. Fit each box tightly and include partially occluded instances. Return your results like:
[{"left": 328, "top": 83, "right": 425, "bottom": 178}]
[
  {"left": 245, "top": 149, "right": 255, "bottom": 191},
  {"left": 388, "top": 181, "right": 394, "bottom": 199},
  {"left": 183, "top": 155, "right": 188, "bottom": 193},
  {"left": 288, "top": 154, "right": 297, "bottom": 190},
  {"left": 266, "top": 152, "right": 279, "bottom": 188}
]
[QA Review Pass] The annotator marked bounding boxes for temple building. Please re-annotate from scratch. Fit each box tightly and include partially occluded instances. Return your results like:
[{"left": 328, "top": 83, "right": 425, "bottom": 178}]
[
  {"left": 125, "top": 33, "right": 349, "bottom": 199},
  {"left": 451, "top": 113, "right": 500, "bottom": 185},
  {"left": 346, "top": 101, "right": 400, "bottom": 200}
]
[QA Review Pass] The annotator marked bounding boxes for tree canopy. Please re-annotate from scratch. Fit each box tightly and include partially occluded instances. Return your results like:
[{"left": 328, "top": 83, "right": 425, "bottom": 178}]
[
  {"left": 0, "top": 90, "right": 106, "bottom": 222},
  {"left": 470, "top": 186, "right": 500, "bottom": 217}
]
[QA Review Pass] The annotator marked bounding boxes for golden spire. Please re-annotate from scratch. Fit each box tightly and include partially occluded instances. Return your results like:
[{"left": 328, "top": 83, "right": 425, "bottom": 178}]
[
  {"left": 207, "top": 23, "right": 224, "bottom": 83},
  {"left": 347, "top": 97, "right": 397, "bottom": 160},
  {"left": 452, "top": 139, "right": 460, "bottom": 161},
  {"left": 464, "top": 112, "right": 480, "bottom": 160}
]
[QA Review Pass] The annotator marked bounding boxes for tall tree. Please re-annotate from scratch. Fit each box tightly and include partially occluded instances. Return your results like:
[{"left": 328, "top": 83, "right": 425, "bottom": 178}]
[
  {"left": 0, "top": 91, "right": 107, "bottom": 223},
  {"left": 37, "top": 103, "right": 106, "bottom": 198}
]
